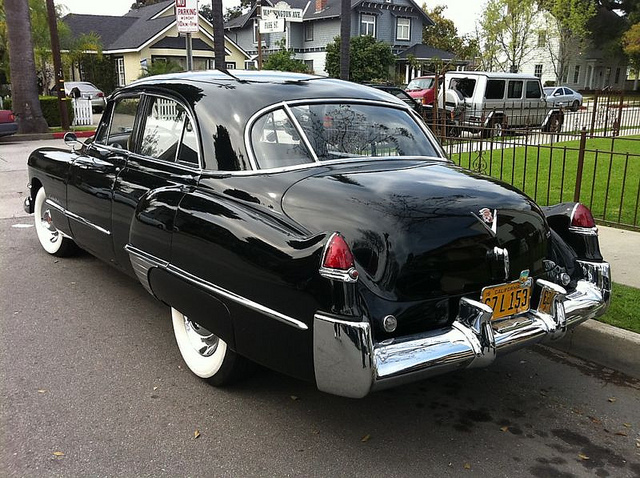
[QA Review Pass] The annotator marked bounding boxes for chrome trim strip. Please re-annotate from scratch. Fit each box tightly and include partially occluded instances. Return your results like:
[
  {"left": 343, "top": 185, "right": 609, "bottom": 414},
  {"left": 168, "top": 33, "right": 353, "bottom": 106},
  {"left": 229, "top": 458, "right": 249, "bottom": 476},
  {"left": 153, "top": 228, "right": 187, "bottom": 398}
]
[
  {"left": 124, "top": 245, "right": 308, "bottom": 331},
  {"left": 46, "top": 198, "right": 111, "bottom": 235},
  {"left": 283, "top": 102, "right": 319, "bottom": 163}
]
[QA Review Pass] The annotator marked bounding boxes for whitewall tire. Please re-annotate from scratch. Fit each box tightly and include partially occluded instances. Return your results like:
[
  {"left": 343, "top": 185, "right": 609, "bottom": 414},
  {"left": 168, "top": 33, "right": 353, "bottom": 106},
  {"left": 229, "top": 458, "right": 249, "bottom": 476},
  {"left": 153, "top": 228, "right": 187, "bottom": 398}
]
[
  {"left": 171, "top": 308, "right": 248, "bottom": 386},
  {"left": 34, "top": 187, "right": 77, "bottom": 256}
]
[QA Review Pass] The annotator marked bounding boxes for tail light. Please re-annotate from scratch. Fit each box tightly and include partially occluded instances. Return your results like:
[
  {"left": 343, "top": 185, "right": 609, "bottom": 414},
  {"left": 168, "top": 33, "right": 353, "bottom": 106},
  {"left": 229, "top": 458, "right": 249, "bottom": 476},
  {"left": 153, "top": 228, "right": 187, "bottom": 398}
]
[
  {"left": 9, "top": 113, "right": 15, "bottom": 121},
  {"left": 570, "top": 203, "right": 596, "bottom": 229},
  {"left": 319, "top": 233, "right": 359, "bottom": 282},
  {"left": 97, "top": 92, "right": 104, "bottom": 97}
]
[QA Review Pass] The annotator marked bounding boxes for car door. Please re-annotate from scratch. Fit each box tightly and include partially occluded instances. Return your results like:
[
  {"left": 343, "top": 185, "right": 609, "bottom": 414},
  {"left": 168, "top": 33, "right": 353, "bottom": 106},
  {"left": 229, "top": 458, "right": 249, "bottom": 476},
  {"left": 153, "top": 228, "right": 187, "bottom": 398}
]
[
  {"left": 111, "top": 93, "right": 201, "bottom": 276},
  {"left": 66, "top": 94, "right": 141, "bottom": 263}
]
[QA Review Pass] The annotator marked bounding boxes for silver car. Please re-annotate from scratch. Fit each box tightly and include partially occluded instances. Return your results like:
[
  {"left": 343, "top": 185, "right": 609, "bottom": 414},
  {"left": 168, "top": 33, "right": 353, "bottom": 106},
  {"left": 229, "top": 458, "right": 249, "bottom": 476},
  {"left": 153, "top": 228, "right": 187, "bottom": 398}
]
[
  {"left": 544, "top": 86, "right": 583, "bottom": 111},
  {"left": 55, "top": 81, "right": 107, "bottom": 113}
]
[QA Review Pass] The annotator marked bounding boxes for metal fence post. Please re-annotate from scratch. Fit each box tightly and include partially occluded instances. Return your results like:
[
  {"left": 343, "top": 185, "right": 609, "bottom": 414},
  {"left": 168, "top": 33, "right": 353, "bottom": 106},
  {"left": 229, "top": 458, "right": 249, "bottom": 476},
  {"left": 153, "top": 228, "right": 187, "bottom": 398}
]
[
  {"left": 589, "top": 93, "right": 599, "bottom": 138},
  {"left": 574, "top": 128, "right": 588, "bottom": 202}
]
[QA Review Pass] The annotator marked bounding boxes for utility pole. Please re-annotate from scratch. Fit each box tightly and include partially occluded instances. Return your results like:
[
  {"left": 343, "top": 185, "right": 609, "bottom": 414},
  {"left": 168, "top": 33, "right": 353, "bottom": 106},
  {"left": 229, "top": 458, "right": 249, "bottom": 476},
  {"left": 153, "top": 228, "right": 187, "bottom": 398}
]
[{"left": 46, "top": 0, "right": 70, "bottom": 130}]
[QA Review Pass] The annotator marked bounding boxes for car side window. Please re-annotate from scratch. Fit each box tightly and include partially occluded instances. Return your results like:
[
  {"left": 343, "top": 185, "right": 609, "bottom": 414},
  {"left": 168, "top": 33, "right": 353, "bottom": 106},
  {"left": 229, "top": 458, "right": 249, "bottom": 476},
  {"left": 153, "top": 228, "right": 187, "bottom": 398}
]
[
  {"left": 485, "top": 80, "right": 505, "bottom": 100},
  {"left": 177, "top": 116, "right": 199, "bottom": 166},
  {"left": 507, "top": 81, "right": 523, "bottom": 99},
  {"left": 525, "top": 81, "right": 542, "bottom": 99},
  {"left": 98, "top": 97, "right": 141, "bottom": 149},
  {"left": 140, "top": 97, "right": 189, "bottom": 163},
  {"left": 251, "top": 108, "right": 314, "bottom": 169}
]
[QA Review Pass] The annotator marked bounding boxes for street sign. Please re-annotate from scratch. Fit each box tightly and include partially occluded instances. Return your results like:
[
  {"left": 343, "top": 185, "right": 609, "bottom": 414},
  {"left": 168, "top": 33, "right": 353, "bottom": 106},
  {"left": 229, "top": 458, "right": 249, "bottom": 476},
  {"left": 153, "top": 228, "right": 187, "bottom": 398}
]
[
  {"left": 262, "top": 1, "right": 303, "bottom": 22},
  {"left": 175, "top": 0, "right": 199, "bottom": 33},
  {"left": 260, "top": 17, "right": 285, "bottom": 33}
]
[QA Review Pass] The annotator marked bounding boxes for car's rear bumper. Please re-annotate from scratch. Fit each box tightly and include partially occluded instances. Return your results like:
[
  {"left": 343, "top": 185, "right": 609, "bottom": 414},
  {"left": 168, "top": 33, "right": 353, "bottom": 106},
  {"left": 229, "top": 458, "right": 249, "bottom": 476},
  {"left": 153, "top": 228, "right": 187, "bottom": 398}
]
[{"left": 313, "top": 260, "right": 610, "bottom": 398}]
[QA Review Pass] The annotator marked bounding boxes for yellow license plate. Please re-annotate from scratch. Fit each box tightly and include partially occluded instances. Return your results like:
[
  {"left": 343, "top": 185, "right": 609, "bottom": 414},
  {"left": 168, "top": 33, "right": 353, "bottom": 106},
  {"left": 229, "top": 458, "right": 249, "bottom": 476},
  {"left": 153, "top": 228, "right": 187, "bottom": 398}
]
[{"left": 481, "top": 280, "right": 532, "bottom": 320}]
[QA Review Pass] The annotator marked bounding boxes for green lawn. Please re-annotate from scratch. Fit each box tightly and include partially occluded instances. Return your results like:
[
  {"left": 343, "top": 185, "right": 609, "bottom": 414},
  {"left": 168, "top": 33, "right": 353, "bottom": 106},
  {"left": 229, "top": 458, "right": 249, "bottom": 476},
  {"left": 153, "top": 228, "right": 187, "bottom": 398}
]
[
  {"left": 448, "top": 136, "right": 640, "bottom": 229},
  {"left": 598, "top": 282, "right": 640, "bottom": 334}
]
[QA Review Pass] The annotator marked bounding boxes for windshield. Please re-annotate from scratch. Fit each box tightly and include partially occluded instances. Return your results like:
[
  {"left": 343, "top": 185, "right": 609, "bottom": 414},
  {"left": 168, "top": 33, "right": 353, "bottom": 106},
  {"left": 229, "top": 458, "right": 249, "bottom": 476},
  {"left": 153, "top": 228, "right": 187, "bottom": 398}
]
[
  {"left": 250, "top": 103, "right": 438, "bottom": 169},
  {"left": 543, "top": 88, "right": 555, "bottom": 95},
  {"left": 406, "top": 78, "right": 434, "bottom": 90}
]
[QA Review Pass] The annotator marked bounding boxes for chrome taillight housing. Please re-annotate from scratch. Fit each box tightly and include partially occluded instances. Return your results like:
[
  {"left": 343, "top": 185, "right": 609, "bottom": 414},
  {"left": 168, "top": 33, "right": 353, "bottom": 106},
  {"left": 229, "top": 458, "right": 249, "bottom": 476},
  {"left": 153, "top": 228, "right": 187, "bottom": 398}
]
[{"left": 319, "top": 233, "right": 359, "bottom": 283}]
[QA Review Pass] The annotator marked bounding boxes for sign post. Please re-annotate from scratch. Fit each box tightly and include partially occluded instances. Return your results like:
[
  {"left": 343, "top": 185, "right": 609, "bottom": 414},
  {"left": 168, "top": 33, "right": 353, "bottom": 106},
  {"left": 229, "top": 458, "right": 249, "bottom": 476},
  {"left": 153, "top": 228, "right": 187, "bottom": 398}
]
[{"left": 175, "top": 0, "right": 198, "bottom": 71}]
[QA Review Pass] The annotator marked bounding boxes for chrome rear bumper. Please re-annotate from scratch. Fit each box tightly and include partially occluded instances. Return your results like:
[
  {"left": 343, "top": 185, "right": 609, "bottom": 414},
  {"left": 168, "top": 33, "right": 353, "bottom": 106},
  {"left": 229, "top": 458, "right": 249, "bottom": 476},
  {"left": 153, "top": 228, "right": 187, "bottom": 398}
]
[{"left": 313, "top": 260, "right": 610, "bottom": 398}]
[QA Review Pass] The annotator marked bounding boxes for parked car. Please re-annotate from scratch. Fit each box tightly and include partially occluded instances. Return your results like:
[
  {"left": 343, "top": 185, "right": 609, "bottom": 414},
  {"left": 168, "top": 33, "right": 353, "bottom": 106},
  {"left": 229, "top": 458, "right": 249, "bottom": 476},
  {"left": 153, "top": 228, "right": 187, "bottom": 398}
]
[
  {"left": 441, "top": 71, "right": 564, "bottom": 136},
  {"left": 367, "top": 84, "right": 424, "bottom": 114},
  {"left": 544, "top": 86, "right": 583, "bottom": 111},
  {"left": 52, "top": 81, "right": 106, "bottom": 112},
  {"left": 24, "top": 71, "right": 611, "bottom": 398},
  {"left": 405, "top": 75, "right": 441, "bottom": 105},
  {"left": 0, "top": 109, "right": 18, "bottom": 137}
]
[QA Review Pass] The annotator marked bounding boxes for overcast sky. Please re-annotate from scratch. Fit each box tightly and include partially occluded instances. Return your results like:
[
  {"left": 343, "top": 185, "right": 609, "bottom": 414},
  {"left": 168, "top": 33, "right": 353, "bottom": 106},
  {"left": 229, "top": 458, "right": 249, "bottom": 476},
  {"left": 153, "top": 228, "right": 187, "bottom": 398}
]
[{"left": 55, "top": 0, "right": 484, "bottom": 36}]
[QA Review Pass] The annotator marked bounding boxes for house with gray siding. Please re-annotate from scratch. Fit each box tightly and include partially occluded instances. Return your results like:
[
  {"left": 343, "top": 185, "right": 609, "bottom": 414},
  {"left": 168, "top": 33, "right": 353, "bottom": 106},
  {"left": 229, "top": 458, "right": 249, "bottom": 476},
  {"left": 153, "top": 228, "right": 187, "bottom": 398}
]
[{"left": 225, "top": 0, "right": 433, "bottom": 76}]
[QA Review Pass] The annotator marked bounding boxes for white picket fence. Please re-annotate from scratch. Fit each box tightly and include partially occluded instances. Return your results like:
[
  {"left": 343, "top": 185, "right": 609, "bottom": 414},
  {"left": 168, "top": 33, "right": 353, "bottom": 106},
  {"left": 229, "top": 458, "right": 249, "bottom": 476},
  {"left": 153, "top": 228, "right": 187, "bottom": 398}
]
[{"left": 72, "top": 98, "right": 93, "bottom": 126}]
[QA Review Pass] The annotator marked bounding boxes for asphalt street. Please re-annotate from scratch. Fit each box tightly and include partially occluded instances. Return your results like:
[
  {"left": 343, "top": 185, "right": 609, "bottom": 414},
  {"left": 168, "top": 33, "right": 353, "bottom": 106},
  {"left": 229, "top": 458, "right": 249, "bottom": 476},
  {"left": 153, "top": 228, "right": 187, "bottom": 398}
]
[{"left": 1, "top": 137, "right": 639, "bottom": 477}]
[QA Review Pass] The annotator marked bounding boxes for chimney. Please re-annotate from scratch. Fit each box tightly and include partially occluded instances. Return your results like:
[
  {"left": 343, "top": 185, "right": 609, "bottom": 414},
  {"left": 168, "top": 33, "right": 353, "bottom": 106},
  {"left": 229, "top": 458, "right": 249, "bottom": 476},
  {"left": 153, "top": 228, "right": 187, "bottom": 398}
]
[{"left": 315, "top": 0, "right": 327, "bottom": 12}]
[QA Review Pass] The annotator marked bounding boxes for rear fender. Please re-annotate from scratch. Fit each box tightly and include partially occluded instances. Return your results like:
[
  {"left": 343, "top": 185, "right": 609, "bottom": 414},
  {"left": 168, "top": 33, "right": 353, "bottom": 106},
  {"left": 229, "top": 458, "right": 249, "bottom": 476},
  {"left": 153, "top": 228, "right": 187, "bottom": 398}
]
[{"left": 543, "top": 202, "right": 603, "bottom": 262}]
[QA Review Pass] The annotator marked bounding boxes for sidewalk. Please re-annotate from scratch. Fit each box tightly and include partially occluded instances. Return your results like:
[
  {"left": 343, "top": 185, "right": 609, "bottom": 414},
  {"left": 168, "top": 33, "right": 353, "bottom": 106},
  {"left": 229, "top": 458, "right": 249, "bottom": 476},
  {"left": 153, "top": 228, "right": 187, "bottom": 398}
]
[{"left": 550, "top": 225, "right": 640, "bottom": 379}]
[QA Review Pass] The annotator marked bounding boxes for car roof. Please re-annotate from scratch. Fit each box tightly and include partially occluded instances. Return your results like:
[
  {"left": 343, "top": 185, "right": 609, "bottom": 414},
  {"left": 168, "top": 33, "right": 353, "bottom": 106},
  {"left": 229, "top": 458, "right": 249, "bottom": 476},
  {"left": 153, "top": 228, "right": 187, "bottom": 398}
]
[{"left": 445, "top": 71, "right": 540, "bottom": 80}]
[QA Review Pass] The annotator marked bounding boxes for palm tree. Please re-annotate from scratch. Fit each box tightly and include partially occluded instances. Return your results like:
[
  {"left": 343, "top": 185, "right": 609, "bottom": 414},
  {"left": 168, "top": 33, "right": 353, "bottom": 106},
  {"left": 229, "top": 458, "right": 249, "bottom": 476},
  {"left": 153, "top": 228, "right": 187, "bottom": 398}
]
[
  {"left": 212, "top": 0, "right": 226, "bottom": 71},
  {"left": 5, "top": 0, "right": 48, "bottom": 133}
]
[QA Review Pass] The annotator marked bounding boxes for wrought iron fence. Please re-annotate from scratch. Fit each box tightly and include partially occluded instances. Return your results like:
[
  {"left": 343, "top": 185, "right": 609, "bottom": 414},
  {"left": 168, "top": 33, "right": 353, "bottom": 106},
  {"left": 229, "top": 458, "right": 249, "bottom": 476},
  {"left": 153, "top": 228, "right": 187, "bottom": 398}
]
[{"left": 425, "top": 93, "right": 640, "bottom": 231}]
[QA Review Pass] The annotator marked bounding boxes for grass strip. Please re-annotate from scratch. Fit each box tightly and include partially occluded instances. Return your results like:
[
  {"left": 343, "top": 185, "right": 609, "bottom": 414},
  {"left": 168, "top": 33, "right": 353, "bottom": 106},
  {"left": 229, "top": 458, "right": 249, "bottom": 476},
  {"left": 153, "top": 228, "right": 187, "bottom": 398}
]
[{"left": 598, "top": 282, "right": 640, "bottom": 334}]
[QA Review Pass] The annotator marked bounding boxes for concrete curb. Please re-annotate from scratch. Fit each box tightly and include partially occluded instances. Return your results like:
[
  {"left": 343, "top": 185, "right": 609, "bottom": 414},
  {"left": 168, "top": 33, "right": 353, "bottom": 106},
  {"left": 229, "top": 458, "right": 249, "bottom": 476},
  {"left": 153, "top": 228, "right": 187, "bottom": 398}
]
[
  {"left": 550, "top": 319, "right": 640, "bottom": 379},
  {"left": 0, "top": 130, "right": 95, "bottom": 142}
]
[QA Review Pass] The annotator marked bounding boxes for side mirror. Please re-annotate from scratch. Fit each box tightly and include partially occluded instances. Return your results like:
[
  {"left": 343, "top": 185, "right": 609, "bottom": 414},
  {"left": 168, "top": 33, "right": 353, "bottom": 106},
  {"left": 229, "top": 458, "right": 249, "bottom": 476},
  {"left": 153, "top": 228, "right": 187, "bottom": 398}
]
[{"left": 64, "top": 132, "right": 83, "bottom": 152}]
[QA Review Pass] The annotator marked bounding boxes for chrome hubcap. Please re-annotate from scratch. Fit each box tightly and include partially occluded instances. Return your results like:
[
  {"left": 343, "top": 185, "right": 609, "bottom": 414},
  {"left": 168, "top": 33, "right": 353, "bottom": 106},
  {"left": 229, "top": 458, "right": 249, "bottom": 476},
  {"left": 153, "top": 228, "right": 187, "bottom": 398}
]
[
  {"left": 41, "top": 208, "right": 59, "bottom": 241},
  {"left": 183, "top": 316, "right": 219, "bottom": 357}
]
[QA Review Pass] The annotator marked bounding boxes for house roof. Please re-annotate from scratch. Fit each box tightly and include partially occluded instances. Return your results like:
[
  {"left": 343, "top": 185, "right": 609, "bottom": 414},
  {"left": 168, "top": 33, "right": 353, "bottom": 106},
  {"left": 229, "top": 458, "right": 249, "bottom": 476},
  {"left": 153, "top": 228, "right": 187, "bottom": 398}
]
[
  {"left": 396, "top": 44, "right": 457, "bottom": 61},
  {"left": 225, "top": 0, "right": 433, "bottom": 29},
  {"left": 63, "top": 0, "right": 247, "bottom": 58}
]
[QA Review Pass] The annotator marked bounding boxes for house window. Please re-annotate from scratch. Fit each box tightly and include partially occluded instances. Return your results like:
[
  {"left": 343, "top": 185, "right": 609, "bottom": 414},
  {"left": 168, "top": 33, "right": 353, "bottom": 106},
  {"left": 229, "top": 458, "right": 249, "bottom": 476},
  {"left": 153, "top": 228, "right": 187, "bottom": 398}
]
[
  {"left": 615, "top": 67, "right": 621, "bottom": 84},
  {"left": 361, "top": 14, "right": 375, "bottom": 37},
  {"left": 396, "top": 18, "right": 410, "bottom": 41},
  {"left": 304, "top": 59, "right": 314, "bottom": 72},
  {"left": 116, "top": 57, "right": 125, "bottom": 87},
  {"left": 537, "top": 31, "right": 546, "bottom": 48},
  {"left": 573, "top": 65, "right": 580, "bottom": 83},
  {"left": 534, "top": 64, "right": 543, "bottom": 78},
  {"left": 305, "top": 22, "right": 314, "bottom": 42},
  {"left": 226, "top": 62, "right": 236, "bottom": 70},
  {"left": 245, "top": 60, "right": 257, "bottom": 70}
]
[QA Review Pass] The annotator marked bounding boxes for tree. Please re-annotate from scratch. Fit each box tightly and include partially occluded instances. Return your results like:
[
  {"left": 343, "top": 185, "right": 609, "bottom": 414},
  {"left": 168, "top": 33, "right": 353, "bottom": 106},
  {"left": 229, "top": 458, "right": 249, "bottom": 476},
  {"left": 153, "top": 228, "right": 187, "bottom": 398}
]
[
  {"left": 130, "top": 0, "right": 164, "bottom": 9},
  {"left": 622, "top": 22, "right": 640, "bottom": 89},
  {"left": 422, "top": 5, "right": 462, "bottom": 54},
  {"left": 325, "top": 35, "right": 395, "bottom": 83},
  {"left": 4, "top": 0, "right": 48, "bottom": 132},
  {"left": 263, "top": 39, "right": 308, "bottom": 73},
  {"left": 478, "top": 0, "right": 539, "bottom": 73},
  {"left": 139, "top": 59, "right": 183, "bottom": 78},
  {"left": 539, "top": 0, "right": 596, "bottom": 84}
]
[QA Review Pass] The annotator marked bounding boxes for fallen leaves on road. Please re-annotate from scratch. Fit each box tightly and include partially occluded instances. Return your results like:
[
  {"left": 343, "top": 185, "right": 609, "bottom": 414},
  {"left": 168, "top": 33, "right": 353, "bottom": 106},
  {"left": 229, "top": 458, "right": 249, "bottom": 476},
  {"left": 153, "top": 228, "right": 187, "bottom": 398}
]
[
  {"left": 361, "top": 434, "right": 371, "bottom": 443},
  {"left": 37, "top": 389, "right": 47, "bottom": 394},
  {"left": 463, "top": 463, "right": 471, "bottom": 470},
  {"left": 608, "top": 397, "right": 617, "bottom": 403},
  {"left": 615, "top": 431, "right": 628, "bottom": 437},
  {"left": 578, "top": 453, "right": 590, "bottom": 461},
  {"left": 290, "top": 395, "right": 299, "bottom": 401},
  {"left": 52, "top": 451, "right": 65, "bottom": 457},
  {"left": 193, "top": 430, "right": 200, "bottom": 439},
  {"left": 500, "top": 426, "right": 509, "bottom": 432}
]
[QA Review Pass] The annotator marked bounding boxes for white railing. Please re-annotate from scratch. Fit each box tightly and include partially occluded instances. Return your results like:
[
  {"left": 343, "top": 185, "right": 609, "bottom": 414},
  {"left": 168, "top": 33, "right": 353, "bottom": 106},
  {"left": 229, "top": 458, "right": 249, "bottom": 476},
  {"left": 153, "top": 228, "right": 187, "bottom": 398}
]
[{"left": 72, "top": 98, "right": 93, "bottom": 126}]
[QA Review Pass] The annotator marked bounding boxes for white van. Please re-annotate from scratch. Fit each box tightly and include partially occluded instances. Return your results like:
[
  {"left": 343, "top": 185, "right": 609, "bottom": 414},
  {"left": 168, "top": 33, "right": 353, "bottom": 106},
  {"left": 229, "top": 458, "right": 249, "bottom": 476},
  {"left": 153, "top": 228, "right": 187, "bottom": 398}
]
[{"left": 441, "top": 71, "right": 564, "bottom": 136}]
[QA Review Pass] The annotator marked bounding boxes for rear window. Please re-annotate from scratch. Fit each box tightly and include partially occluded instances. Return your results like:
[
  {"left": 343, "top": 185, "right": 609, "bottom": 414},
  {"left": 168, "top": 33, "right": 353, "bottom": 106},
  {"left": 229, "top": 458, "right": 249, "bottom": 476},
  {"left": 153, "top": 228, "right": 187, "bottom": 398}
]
[
  {"left": 508, "top": 81, "right": 523, "bottom": 99},
  {"left": 450, "top": 78, "right": 476, "bottom": 98},
  {"left": 250, "top": 103, "right": 438, "bottom": 169},
  {"left": 485, "top": 80, "right": 505, "bottom": 100}
]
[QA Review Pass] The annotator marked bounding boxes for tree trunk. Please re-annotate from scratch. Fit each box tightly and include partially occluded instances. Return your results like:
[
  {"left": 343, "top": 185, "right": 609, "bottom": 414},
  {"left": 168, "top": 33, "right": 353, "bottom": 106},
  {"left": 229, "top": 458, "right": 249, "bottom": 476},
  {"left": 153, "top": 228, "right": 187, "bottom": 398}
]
[
  {"left": 212, "top": 0, "right": 226, "bottom": 71},
  {"left": 5, "top": 0, "right": 49, "bottom": 133},
  {"left": 339, "top": 0, "right": 351, "bottom": 80}
]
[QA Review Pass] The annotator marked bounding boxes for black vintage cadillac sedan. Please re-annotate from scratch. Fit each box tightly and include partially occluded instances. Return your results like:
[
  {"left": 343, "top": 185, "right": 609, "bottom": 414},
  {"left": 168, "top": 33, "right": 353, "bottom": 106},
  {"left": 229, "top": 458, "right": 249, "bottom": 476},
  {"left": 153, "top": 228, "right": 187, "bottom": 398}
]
[{"left": 24, "top": 71, "right": 610, "bottom": 398}]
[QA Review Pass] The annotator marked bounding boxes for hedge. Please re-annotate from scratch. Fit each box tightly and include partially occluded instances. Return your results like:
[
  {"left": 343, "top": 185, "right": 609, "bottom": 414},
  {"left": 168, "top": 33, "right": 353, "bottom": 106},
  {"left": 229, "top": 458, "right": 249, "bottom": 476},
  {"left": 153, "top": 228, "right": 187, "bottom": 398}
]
[{"left": 2, "top": 96, "right": 74, "bottom": 127}]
